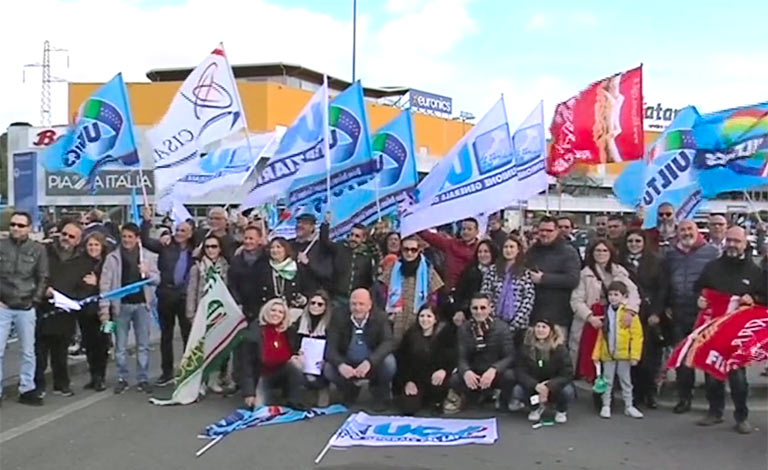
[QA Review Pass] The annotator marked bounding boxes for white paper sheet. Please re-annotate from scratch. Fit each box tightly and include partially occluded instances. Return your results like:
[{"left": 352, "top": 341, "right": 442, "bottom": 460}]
[{"left": 300, "top": 337, "right": 326, "bottom": 376}]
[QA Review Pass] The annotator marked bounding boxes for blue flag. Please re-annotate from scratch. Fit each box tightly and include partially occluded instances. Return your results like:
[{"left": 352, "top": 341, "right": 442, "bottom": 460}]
[
  {"left": 130, "top": 187, "right": 142, "bottom": 224},
  {"left": 286, "top": 81, "right": 374, "bottom": 214},
  {"left": 614, "top": 107, "right": 703, "bottom": 228},
  {"left": 692, "top": 103, "right": 768, "bottom": 197},
  {"left": 329, "top": 111, "right": 418, "bottom": 240},
  {"left": 41, "top": 73, "right": 139, "bottom": 189}
]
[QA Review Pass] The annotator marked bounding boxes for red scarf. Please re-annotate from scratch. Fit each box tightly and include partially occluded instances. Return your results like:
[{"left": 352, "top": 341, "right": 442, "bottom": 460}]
[{"left": 261, "top": 325, "right": 292, "bottom": 375}]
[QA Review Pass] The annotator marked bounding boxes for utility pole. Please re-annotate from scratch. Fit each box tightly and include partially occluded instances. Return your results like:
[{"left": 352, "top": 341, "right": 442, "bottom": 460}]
[
  {"left": 23, "top": 40, "right": 69, "bottom": 127},
  {"left": 351, "top": 0, "right": 357, "bottom": 82}
]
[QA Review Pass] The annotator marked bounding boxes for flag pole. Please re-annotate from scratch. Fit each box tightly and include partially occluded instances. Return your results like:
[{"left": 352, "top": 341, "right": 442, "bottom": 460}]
[
  {"left": 323, "top": 74, "right": 332, "bottom": 207},
  {"left": 314, "top": 414, "right": 354, "bottom": 464}
]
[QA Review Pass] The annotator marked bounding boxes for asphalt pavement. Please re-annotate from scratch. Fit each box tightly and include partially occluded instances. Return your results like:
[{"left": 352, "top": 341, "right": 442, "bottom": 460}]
[{"left": 1, "top": 346, "right": 766, "bottom": 470}]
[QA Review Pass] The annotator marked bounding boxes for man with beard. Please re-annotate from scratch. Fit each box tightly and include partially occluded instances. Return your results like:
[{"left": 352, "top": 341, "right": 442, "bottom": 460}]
[
  {"left": 320, "top": 214, "right": 376, "bottom": 314},
  {"left": 693, "top": 226, "right": 765, "bottom": 434},
  {"left": 36, "top": 222, "right": 93, "bottom": 397},
  {"left": 646, "top": 202, "right": 677, "bottom": 252},
  {"left": 292, "top": 214, "right": 333, "bottom": 294},
  {"left": 662, "top": 220, "right": 718, "bottom": 414}
]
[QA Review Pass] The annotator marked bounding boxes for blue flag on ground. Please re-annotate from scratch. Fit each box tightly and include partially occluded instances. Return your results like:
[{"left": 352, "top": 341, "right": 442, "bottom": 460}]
[
  {"left": 329, "top": 111, "right": 418, "bottom": 240},
  {"left": 41, "top": 73, "right": 139, "bottom": 189},
  {"left": 287, "top": 81, "right": 374, "bottom": 213}
]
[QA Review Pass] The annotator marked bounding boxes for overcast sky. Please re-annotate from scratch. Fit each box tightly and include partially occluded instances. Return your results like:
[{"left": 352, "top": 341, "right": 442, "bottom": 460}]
[{"left": 3, "top": 0, "right": 767, "bottom": 132}]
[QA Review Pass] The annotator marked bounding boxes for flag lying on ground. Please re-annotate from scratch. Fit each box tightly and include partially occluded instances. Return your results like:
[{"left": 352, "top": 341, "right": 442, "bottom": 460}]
[
  {"left": 401, "top": 98, "right": 545, "bottom": 237},
  {"left": 150, "top": 266, "right": 247, "bottom": 405},
  {"left": 241, "top": 78, "right": 329, "bottom": 209},
  {"left": 667, "top": 289, "right": 768, "bottom": 380},
  {"left": 329, "top": 111, "right": 418, "bottom": 240},
  {"left": 286, "top": 81, "right": 375, "bottom": 214},
  {"left": 326, "top": 412, "right": 497, "bottom": 448},
  {"left": 613, "top": 107, "right": 702, "bottom": 228},
  {"left": 150, "top": 44, "right": 246, "bottom": 205},
  {"left": 548, "top": 65, "right": 644, "bottom": 176},
  {"left": 200, "top": 405, "right": 347, "bottom": 439},
  {"left": 41, "top": 73, "right": 139, "bottom": 189}
]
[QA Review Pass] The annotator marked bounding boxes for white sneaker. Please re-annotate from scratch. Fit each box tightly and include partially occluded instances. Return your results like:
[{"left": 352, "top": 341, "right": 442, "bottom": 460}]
[
  {"left": 555, "top": 411, "right": 567, "bottom": 424},
  {"left": 625, "top": 406, "right": 644, "bottom": 419},
  {"left": 600, "top": 406, "right": 611, "bottom": 419},
  {"left": 507, "top": 399, "right": 525, "bottom": 412},
  {"left": 208, "top": 380, "right": 223, "bottom": 394},
  {"left": 528, "top": 406, "right": 544, "bottom": 422}
]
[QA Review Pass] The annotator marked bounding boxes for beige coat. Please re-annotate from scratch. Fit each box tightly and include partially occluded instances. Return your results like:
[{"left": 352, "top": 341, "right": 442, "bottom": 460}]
[{"left": 568, "top": 264, "right": 640, "bottom": 367}]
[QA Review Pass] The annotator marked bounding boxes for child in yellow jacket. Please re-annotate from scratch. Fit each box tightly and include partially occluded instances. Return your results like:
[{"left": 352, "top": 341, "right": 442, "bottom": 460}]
[{"left": 592, "top": 280, "right": 644, "bottom": 419}]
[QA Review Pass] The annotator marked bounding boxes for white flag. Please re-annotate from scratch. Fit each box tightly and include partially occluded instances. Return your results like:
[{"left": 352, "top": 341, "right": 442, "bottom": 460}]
[
  {"left": 149, "top": 43, "right": 246, "bottom": 203},
  {"left": 150, "top": 267, "right": 247, "bottom": 406},
  {"left": 511, "top": 101, "right": 547, "bottom": 201},
  {"left": 240, "top": 79, "right": 329, "bottom": 209}
]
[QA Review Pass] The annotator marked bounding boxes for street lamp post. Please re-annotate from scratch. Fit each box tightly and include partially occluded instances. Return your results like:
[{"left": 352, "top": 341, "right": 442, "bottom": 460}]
[{"left": 352, "top": 0, "right": 357, "bottom": 82}]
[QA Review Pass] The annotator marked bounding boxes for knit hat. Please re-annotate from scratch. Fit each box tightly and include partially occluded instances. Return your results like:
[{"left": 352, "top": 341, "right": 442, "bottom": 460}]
[{"left": 535, "top": 319, "right": 554, "bottom": 329}]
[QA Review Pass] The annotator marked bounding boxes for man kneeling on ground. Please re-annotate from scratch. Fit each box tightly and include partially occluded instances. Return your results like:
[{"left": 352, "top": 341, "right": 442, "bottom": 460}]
[
  {"left": 323, "top": 288, "right": 395, "bottom": 412},
  {"left": 445, "top": 293, "right": 515, "bottom": 413}
]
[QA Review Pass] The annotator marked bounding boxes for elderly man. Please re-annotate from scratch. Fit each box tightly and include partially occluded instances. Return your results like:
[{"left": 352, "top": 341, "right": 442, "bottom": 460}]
[
  {"left": 662, "top": 219, "right": 719, "bottom": 414},
  {"left": 694, "top": 226, "right": 765, "bottom": 434},
  {"left": 203, "top": 207, "right": 238, "bottom": 261},
  {"left": 35, "top": 221, "right": 93, "bottom": 397},
  {"left": 292, "top": 213, "right": 333, "bottom": 294},
  {"left": 447, "top": 293, "right": 515, "bottom": 413},
  {"left": 323, "top": 288, "right": 395, "bottom": 412},
  {"left": 706, "top": 213, "right": 728, "bottom": 256},
  {"left": 526, "top": 216, "right": 581, "bottom": 332},
  {"left": 0, "top": 212, "right": 48, "bottom": 406}
]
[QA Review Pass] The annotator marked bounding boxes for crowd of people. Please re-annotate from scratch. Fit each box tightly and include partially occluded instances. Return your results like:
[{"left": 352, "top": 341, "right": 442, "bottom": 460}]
[{"left": 0, "top": 203, "right": 765, "bottom": 435}]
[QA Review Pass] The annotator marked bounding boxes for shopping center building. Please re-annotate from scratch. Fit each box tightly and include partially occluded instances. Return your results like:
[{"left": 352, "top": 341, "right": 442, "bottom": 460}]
[{"left": 6, "top": 62, "right": 768, "bottom": 225}]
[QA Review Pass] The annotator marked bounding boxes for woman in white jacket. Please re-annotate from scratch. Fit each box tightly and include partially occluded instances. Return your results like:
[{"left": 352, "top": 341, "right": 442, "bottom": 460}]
[{"left": 569, "top": 240, "right": 640, "bottom": 380}]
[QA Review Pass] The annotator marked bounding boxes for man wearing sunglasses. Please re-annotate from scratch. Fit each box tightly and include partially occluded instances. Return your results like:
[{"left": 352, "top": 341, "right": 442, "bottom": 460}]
[
  {"left": 319, "top": 212, "right": 376, "bottom": 315},
  {"left": 35, "top": 222, "right": 94, "bottom": 398},
  {"left": 643, "top": 202, "right": 677, "bottom": 252},
  {"left": 0, "top": 212, "right": 49, "bottom": 406}
]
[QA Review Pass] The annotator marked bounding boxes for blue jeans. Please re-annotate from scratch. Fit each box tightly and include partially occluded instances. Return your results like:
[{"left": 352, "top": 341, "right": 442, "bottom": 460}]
[
  {"left": 324, "top": 354, "right": 397, "bottom": 400},
  {"left": 0, "top": 306, "right": 37, "bottom": 395},
  {"left": 115, "top": 304, "right": 150, "bottom": 383}
]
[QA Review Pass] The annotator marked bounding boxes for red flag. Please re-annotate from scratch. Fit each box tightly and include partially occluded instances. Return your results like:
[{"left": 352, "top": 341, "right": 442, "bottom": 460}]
[
  {"left": 731, "top": 327, "right": 768, "bottom": 368},
  {"left": 548, "top": 66, "right": 644, "bottom": 176},
  {"left": 693, "top": 288, "right": 740, "bottom": 329},
  {"left": 667, "top": 290, "right": 768, "bottom": 380}
]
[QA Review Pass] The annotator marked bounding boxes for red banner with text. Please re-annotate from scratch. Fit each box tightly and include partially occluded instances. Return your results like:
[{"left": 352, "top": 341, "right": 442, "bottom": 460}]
[{"left": 548, "top": 65, "right": 644, "bottom": 176}]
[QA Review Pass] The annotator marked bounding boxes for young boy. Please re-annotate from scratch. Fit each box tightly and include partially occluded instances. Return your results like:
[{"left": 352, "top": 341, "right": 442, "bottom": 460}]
[{"left": 593, "top": 280, "right": 644, "bottom": 419}]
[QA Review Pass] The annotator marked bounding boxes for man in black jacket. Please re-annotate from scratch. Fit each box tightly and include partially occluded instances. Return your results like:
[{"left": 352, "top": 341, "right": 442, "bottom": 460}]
[
  {"left": 323, "top": 288, "right": 395, "bottom": 411},
  {"left": 525, "top": 216, "right": 581, "bottom": 331},
  {"left": 141, "top": 208, "right": 195, "bottom": 386},
  {"left": 320, "top": 213, "right": 375, "bottom": 313},
  {"left": 228, "top": 225, "right": 266, "bottom": 323},
  {"left": 293, "top": 214, "right": 333, "bottom": 294},
  {"left": 35, "top": 222, "right": 93, "bottom": 397},
  {"left": 694, "top": 225, "right": 765, "bottom": 434},
  {"left": 0, "top": 211, "right": 48, "bottom": 406},
  {"left": 448, "top": 293, "right": 515, "bottom": 412}
]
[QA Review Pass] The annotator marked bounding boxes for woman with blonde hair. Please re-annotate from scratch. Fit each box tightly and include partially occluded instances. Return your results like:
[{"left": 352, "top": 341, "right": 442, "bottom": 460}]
[{"left": 238, "top": 298, "right": 304, "bottom": 408}]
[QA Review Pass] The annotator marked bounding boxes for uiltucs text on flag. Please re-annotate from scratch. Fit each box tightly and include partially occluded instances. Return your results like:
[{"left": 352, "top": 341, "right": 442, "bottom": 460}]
[{"left": 41, "top": 73, "right": 140, "bottom": 191}]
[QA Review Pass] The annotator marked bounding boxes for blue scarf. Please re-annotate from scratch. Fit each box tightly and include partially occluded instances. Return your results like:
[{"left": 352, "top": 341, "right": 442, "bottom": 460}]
[{"left": 387, "top": 256, "right": 430, "bottom": 313}]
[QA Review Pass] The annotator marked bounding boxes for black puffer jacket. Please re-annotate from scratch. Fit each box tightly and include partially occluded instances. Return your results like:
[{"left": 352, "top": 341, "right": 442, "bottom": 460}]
[
  {"left": 515, "top": 328, "right": 572, "bottom": 394},
  {"left": 695, "top": 254, "right": 767, "bottom": 303},
  {"left": 662, "top": 241, "right": 718, "bottom": 330},
  {"left": 456, "top": 318, "right": 514, "bottom": 375},
  {"left": 525, "top": 238, "right": 581, "bottom": 327},
  {"left": 0, "top": 237, "right": 48, "bottom": 310}
]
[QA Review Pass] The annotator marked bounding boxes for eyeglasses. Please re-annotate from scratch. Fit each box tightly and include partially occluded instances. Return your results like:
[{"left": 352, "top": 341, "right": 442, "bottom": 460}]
[
  {"left": 61, "top": 232, "right": 78, "bottom": 240},
  {"left": 9, "top": 222, "right": 28, "bottom": 228},
  {"left": 204, "top": 244, "right": 220, "bottom": 250},
  {"left": 310, "top": 301, "right": 326, "bottom": 307},
  {"left": 402, "top": 247, "right": 419, "bottom": 253},
  {"left": 659, "top": 212, "right": 674, "bottom": 218}
]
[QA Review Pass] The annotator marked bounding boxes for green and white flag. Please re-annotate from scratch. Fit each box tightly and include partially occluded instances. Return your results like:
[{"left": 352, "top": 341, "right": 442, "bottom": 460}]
[{"left": 150, "top": 266, "right": 247, "bottom": 405}]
